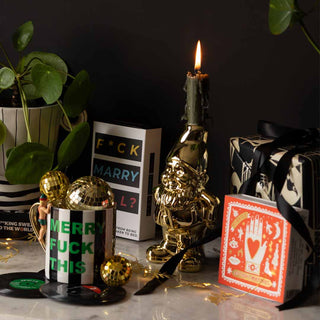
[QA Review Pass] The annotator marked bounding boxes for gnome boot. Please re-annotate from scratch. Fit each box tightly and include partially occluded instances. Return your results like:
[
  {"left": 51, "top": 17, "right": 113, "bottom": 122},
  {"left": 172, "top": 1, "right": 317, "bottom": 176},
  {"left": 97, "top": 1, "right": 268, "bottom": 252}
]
[{"left": 146, "top": 229, "right": 177, "bottom": 263}]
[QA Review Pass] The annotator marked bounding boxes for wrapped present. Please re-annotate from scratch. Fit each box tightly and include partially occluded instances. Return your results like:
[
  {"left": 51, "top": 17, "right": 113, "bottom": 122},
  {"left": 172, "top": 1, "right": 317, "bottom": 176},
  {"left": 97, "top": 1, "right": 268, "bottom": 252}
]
[
  {"left": 229, "top": 121, "right": 320, "bottom": 286},
  {"left": 219, "top": 194, "right": 309, "bottom": 303},
  {"left": 230, "top": 138, "right": 319, "bottom": 229}
]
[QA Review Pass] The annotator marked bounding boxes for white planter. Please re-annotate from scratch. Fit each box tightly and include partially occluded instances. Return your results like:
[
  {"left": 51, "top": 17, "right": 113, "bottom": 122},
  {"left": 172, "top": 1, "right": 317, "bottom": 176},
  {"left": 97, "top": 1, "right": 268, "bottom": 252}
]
[{"left": 0, "top": 104, "right": 62, "bottom": 211}]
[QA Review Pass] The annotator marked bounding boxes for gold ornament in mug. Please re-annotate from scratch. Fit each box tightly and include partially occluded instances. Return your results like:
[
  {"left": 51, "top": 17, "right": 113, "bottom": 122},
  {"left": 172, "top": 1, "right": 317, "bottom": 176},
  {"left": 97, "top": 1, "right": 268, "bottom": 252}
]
[
  {"left": 66, "top": 176, "right": 115, "bottom": 210},
  {"left": 39, "top": 170, "right": 70, "bottom": 202}
]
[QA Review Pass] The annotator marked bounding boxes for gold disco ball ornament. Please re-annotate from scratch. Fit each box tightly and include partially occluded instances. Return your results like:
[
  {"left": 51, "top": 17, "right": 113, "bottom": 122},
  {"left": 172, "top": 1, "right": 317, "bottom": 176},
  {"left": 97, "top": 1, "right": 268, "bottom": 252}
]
[
  {"left": 51, "top": 198, "right": 68, "bottom": 209},
  {"left": 100, "top": 256, "right": 132, "bottom": 287},
  {"left": 65, "top": 176, "right": 114, "bottom": 210},
  {"left": 39, "top": 171, "right": 70, "bottom": 202}
]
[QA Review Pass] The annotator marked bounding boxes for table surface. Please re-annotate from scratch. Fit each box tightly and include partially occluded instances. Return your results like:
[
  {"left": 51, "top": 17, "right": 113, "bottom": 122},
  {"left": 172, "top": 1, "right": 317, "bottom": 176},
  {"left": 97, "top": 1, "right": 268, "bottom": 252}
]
[{"left": 0, "top": 237, "right": 319, "bottom": 320}]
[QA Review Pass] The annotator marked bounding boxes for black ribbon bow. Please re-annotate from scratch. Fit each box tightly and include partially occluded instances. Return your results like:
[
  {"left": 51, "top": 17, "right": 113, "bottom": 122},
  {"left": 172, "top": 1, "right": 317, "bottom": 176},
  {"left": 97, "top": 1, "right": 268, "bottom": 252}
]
[{"left": 240, "top": 120, "right": 319, "bottom": 250}]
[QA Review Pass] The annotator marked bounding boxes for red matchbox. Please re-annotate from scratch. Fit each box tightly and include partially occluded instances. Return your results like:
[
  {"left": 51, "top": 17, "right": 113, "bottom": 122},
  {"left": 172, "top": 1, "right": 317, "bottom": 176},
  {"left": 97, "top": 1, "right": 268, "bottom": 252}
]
[{"left": 219, "top": 194, "right": 309, "bottom": 303}]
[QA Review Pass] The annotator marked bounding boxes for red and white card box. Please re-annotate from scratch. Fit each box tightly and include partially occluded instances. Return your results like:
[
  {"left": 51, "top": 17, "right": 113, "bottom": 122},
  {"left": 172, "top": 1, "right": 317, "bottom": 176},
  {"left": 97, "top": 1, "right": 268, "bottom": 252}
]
[{"left": 219, "top": 194, "right": 309, "bottom": 303}]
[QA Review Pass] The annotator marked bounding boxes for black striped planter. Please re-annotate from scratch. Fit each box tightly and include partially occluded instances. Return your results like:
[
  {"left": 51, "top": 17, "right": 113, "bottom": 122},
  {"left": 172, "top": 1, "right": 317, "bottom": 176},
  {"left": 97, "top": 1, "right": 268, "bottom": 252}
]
[
  {"left": 0, "top": 105, "right": 61, "bottom": 211},
  {"left": 45, "top": 207, "right": 116, "bottom": 285}
]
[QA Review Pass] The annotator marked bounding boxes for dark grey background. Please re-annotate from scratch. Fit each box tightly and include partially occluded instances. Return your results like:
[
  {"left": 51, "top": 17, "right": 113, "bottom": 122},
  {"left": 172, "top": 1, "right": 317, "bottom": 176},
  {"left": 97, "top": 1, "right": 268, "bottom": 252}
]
[{"left": 1, "top": 0, "right": 319, "bottom": 219}]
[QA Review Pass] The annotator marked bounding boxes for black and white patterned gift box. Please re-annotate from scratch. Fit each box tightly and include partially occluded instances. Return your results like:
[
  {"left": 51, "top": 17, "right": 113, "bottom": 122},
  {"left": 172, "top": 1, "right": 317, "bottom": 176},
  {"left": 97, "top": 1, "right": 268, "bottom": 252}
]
[
  {"left": 230, "top": 135, "right": 319, "bottom": 230},
  {"left": 229, "top": 133, "right": 320, "bottom": 286}
]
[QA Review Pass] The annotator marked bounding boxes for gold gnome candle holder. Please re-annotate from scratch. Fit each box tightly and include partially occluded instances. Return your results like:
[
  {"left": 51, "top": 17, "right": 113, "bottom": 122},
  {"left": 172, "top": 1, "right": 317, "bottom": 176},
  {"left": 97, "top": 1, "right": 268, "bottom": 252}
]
[{"left": 146, "top": 41, "right": 220, "bottom": 272}]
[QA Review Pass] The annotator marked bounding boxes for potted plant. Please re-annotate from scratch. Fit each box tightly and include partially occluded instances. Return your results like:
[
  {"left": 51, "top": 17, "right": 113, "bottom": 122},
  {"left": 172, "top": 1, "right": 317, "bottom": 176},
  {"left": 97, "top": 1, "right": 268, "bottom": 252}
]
[
  {"left": 268, "top": 0, "right": 319, "bottom": 54},
  {"left": 0, "top": 21, "right": 92, "bottom": 210}
]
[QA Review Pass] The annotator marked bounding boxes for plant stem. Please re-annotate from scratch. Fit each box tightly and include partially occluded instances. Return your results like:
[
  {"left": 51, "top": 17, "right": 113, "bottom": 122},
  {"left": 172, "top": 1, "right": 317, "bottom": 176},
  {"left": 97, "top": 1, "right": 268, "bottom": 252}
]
[
  {"left": 299, "top": 20, "right": 320, "bottom": 54},
  {"left": 0, "top": 62, "right": 7, "bottom": 68},
  {"left": 0, "top": 42, "right": 15, "bottom": 71},
  {"left": 56, "top": 100, "right": 73, "bottom": 132},
  {"left": 23, "top": 57, "right": 43, "bottom": 71},
  {"left": 16, "top": 79, "right": 32, "bottom": 142},
  {"left": 52, "top": 164, "right": 59, "bottom": 171},
  {"left": 20, "top": 69, "right": 31, "bottom": 78},
  {"left": 57, "top": 70, "right": 75, "bottom": 80}
]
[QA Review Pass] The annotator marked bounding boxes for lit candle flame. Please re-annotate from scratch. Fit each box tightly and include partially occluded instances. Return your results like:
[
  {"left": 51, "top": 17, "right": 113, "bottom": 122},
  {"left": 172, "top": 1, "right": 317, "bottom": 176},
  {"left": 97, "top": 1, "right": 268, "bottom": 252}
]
[{"left": 194, "top": 40, "right": 201, "bottom": 72}]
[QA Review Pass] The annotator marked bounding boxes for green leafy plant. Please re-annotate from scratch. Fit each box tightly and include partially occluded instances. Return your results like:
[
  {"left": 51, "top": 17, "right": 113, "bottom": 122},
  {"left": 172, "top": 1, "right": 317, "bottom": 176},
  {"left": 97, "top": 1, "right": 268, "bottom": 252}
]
[
  {"left": 0, "top": 21, "right": 92, "bottom": 184},
  {"left": 268, "top": 0, "right": 320, "bottom": 54}
]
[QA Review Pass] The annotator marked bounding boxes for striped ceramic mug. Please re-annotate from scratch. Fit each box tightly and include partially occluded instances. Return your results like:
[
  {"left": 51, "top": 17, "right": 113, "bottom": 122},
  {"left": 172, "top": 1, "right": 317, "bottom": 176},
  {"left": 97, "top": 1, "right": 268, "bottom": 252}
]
[{"left": 30, "top": 205, "right": 116, "bottom": 284}]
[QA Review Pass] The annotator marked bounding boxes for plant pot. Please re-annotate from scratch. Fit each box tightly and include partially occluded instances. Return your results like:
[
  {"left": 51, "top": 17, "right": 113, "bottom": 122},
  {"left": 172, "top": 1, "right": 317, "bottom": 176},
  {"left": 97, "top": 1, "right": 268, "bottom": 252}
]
[{"left": 0, "top": 104, "right": 62, "bottom": 211}]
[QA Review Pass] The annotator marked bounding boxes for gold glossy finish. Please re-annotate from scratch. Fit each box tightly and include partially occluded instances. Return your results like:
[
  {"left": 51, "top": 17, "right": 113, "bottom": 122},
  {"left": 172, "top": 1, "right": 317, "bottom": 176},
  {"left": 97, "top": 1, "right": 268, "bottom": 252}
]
[
  {"left": 39, "top": 171, "right": 70, "bottom": 201},
  {"left": 29, "top": 202, "right": 46, "bottom": 251},
  {"left": 146, "top": 125, "right": 220, "bottom": 272},
  {"left": 100, "top": 255, "right": 132, "bottom": 287},
  {"left": 65, "top": 176, "right": 115, "bottom": 210}
]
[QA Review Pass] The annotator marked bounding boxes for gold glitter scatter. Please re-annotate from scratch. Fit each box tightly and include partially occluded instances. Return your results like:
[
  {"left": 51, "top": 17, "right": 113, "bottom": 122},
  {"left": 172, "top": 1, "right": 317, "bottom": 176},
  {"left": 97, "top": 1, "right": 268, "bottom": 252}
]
[
  {"left": 27, "top": 233, "right": 38, "bottom": 242},
  {"left": 0, "top": 241, "right": 19, "bottom": 263}
]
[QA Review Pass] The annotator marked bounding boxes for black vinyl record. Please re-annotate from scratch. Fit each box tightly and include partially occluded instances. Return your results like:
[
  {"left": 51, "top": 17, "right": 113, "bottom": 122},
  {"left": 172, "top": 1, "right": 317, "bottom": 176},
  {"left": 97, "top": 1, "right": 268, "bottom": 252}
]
[
  {"left": 0, "top": 271, "right": 46, "bottom": 298},
  {"left": 40, "top": 282, "right": 126, "bottom": 305}
]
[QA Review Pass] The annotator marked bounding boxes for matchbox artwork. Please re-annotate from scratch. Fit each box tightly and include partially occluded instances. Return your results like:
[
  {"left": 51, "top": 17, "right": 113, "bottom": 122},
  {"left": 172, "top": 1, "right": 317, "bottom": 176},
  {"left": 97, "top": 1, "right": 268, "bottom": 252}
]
[{"left": 219, "top": 194, "right": 309, "bottom": 303}]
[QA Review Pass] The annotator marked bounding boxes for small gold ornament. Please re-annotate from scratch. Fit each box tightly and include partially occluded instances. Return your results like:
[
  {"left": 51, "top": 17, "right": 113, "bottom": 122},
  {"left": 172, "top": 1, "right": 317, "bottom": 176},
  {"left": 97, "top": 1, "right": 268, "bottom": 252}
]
[
  {"left": 39, "top": 171, "right": 70, "bottom": 202},
  {"left": 50, "top": 198, "right": 68, "bottom": 209},
  {"left": 100, "top": 255, "right": 132, "bottom": 287},
  {"left": 65, "top": 176, "right": 114, "bottom": 210}
]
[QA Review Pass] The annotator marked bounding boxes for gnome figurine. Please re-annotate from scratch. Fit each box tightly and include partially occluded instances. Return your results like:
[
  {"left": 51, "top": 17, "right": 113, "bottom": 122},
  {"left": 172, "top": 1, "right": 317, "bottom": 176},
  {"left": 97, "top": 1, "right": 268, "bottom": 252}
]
[{"left": 147, "top": 64, "right": 219, "bottom": 272}]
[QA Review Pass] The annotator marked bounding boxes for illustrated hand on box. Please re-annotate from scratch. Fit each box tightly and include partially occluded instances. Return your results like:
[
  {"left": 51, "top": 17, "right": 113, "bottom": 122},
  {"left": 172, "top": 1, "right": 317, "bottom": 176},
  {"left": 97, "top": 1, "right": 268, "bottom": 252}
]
[{"left": 244, "top": 216, "right": 267, "bottom": 275}]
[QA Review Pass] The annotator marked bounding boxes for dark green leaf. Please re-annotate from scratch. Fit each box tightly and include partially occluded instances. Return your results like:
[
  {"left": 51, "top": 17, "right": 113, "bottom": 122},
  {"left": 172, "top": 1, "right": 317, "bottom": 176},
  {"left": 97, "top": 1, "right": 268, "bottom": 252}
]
[
  {"left": 6, "top": 147, "right": 14, "bottom": 159},
  {"left": 31, "top": 63, "right": 63, "bottom": 104},
  {"left": 12, "top": 21, "right": 34, "bottom": 52},
  {"left": 16, "top": 56, "right": 26, "bottom": 74},
  {"left": 20, "top": 52, "right": 67, "bottom": 100},
  {"left": 5, "top": 143, "right": 54, "bottom": 184},
  {"left": 269, "top": 0, "right": 297, "bottom": 35},
  {"left": 0, "top": 67, "right": 15, "bottom": 89},
  {"left": 0, "top": 120, "right": 6, "bottom": 146},
  {"left": 57, "top": 122, "right": 90, "bottom": 170},
  {"left": 63, "top": 70, "right": 92, "bottom": 117}
]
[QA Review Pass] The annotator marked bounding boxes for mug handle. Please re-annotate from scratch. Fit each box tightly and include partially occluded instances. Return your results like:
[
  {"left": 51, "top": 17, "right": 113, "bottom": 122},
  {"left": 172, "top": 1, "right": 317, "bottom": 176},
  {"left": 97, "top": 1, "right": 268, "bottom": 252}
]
[{"left": 29, "top": 202, "right": 46, "bottom": 252}]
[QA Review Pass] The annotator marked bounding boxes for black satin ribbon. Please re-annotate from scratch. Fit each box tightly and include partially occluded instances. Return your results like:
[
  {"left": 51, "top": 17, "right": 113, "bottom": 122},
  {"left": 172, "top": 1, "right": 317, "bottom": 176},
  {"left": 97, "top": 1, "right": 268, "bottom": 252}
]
[
  {"left": 274, "top": 145, "right": 320, "bottom": 309},
  {"left": 134, "top": 227, "right": 221, "bottom": 295},
  {"left": 257, "top": 120, "right": 320, "bottom": 141},
  {"left": 239, "top": 121, "right": 319, "bottom": 310},
  {"left": 240, "top": 121, "right": 319, "bottom": 196},
  {"left": 239, "top": 120, "right": 318, "bottom": 249},
  {"left": 273, "top": 146, "right": 315, "bottom": 250}
]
